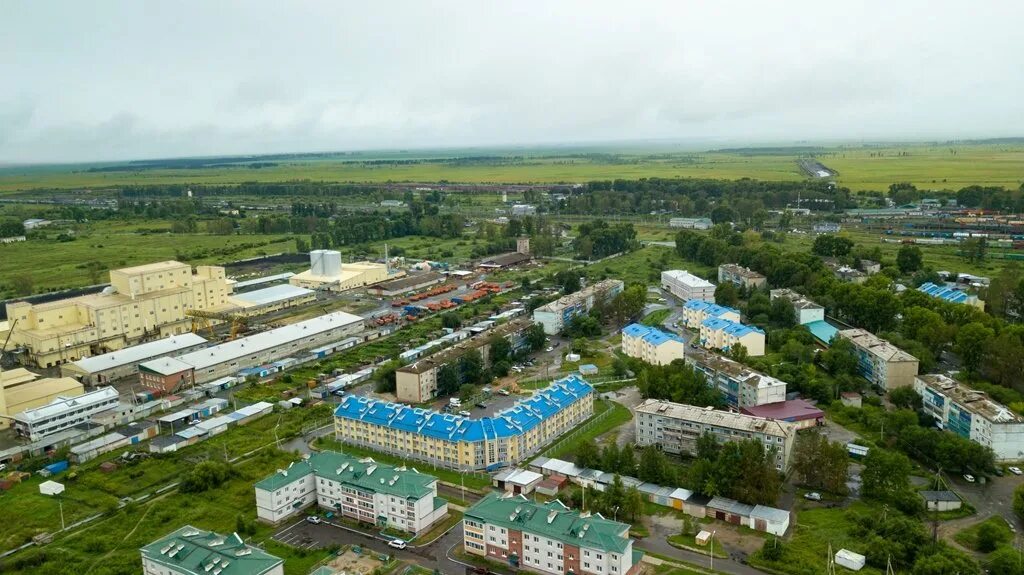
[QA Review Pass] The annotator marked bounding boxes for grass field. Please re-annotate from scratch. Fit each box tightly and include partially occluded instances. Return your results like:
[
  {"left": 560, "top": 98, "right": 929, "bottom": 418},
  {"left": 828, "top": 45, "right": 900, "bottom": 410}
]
[{"left": 2, "top": 143, "right": 1021, "bottom": 193}]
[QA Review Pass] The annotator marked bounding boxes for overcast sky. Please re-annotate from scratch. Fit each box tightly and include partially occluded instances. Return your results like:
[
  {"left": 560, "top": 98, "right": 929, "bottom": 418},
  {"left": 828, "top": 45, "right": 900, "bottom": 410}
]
[{"left": 2, "top": 1, "right": 1022, "bottom": 163}]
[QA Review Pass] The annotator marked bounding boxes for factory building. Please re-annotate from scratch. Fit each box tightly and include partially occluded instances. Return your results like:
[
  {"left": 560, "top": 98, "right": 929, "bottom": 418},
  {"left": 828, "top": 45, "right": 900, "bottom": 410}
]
[
  {"left": 463, "top": 493, "right": 640, "bottom": 575},
  {"left": 837, "top": 329, "right": 919, "bottom": 391},
  {"left": 915, "top": 374, "right": 1024, "bottom": 461},
  {"left": 60, "top": 333, "right": 208, "bottom": 386},
  {"left": 169, "top": 311, "right": 364, "bottom": 384},
  {"left": 532, "top": 280, "right": 624, "bottom": 335},
  {"left": 661, "top": 270, "right": 715, "bottom": 303},
  {"left": 669, "top": 217, "right": 713, "bottom": 230},
  {"left": 684, "top": 346, "right": 786, "bottom": 408},
  {"left": 255, "top": 451, "right": 448, "bottom": 532},
  {"left": 334, "top": 376, "right": 594, "bottom": 471},
  {"left": 621, "top": 323, "right": 686, "bottom": 366},
  {"left": 289, "top": 250, "right": 391, "bottom": 292},
  {"left": 141, "top": 526, "right": 283, "bottom": 575},
  {"left": 228, "top": 284, "right": 316, "bottom": 316},
  {"left": 0, "top": 368, "right": 85, "bottom": 430},
  {"left": 635, "top": 399, "right": 797, "bottom": 471},
  {"left": 681, "top": 300, "right": 741, "bottom": 330},
  {"left": 13, "top": 386, "right": 120, "bottom": 441},
  {"left": 396, "top": 319, "right": 533, "bottom": 403},
  {"left": 718, "top": 264, "right": 767, "bottom": 290},
  {"left": 4, "top": 261, "right": 233, "bottom": 368},
  {"left": 367, "top": 271, "right": 446, "bottom": 297}
]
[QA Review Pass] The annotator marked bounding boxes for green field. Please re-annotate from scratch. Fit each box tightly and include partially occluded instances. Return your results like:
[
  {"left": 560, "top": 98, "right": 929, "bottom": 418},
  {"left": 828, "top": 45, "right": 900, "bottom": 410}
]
[{"left": 2, "top": 143, "right": 1022, "bottom": 193}]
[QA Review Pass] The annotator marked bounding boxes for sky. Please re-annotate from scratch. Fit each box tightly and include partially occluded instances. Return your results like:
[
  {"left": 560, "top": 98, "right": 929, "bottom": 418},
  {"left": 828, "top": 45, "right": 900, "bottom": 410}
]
[{"left": 2, "top": 0, "right": 1023, "bottom": 163}]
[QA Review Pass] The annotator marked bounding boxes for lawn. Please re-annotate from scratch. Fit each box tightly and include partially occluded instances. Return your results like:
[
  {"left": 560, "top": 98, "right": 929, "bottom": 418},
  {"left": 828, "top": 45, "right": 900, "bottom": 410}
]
[
  {"left": 583, "top": 245, "right": 712, "bottom": 287},
  {"left": 953, "top": 516, "right": 1013, "bottom": 552},
  {"left": 541, "top": 399, "right": 632, "bottom": 461},
  {"left": 642, "top": 308, "right": 671, "bottom": 326}
]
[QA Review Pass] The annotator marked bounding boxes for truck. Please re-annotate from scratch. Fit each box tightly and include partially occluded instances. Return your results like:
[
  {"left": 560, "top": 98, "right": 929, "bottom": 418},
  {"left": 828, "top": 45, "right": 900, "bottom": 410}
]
[{"left": 39, "top": 460, "right": 69, "bottom": 477}]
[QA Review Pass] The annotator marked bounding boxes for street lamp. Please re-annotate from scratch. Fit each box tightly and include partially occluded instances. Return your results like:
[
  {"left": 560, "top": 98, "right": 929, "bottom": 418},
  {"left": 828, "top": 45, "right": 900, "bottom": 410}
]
[{"left": 709, "top": 530, "right": 717, "bottom": 571}]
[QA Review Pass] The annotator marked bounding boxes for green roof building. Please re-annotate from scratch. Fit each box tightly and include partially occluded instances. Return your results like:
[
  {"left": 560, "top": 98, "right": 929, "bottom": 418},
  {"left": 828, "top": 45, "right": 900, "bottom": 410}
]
[
  {"left": 141, "top": 525, "right": 283, "bottom": 575},
  {"left": 463, "top": 492, "right": 641, "bottom": 575},
  {"left": 254, "top": 451, "right": 448, "bottom": 534}
]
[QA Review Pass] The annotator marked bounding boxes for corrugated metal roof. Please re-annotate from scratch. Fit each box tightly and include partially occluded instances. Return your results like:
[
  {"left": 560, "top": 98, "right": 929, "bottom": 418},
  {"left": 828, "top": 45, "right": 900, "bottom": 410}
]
[
  {"left": 231, "top": 284, "right": 314, "bottom": 307},
  {"left": 68, "top": 334, "right": 207, "bottom": 374}
]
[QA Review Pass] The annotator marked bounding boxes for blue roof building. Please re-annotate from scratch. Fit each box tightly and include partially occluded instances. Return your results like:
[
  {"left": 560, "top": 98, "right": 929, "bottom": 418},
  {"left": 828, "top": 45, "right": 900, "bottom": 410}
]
[
  {"left": 699, "top": 318, "right": 766, "bottom": 356},
  {"left": 682, "top": 300, "right": 741, "bottom": 329},
  {"left": 918, "top": 282, "right": 984, "bottom": 310},
  {"left": 621, "top": 323, "right": 687, "bottom": 365}
]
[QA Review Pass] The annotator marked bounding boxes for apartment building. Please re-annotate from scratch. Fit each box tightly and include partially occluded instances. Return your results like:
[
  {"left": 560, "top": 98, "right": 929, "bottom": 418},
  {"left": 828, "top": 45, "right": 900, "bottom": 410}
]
[
  {"left": 660, "top": 270, "right": 715, "bottom": 303},
  {"left": 768, "top": 289, "right": 824, "bottom": 325},
  {"left": 669, "top": 217, "right": 713, "bottom": 230},
  {"left": 681, "top": 300, "right": 741, "bottom": 330},
  {"left": 533, "top": 280, "right": 624, "bottom": 335},
  {"left": 397, "top": 318, "right": 533, "bottom": 403},
  {"left": 684, "top": 346, "right": 786, "bottom": 408},
  {"left": 837, "top": 329, "right": 919, "bottom": 391},
  {"left": 620, "top": 323, "right": 686, "bottom": 366},
  {"left": 464, "top": 492, "right": 641, "bottom": 575},
  {"left": 915, "top": 374, "right": 1024, "bottom": 462},
  {"left": 255, "top": 451, "right": 448, "bottom": 531},
  {"left": 334, "top": 376, "right": 594, "bottom": 471},
  {"left": 635, "top": 399, "right": 796, "bottom": 471},
  {"left": 699, "top": 318, "right": 765, "bottom": 356},
  {"left": 141, "top": 525, "right": 283, "bottom": 575},
  {"left": 13, "top": 386, "right": 120, "bottom": 441},
  {"left": 718, "top": 264, "right": 767, "bottom": 290},
  {"left": 5, "top": 261, "right": 233, "bottom": 368}
]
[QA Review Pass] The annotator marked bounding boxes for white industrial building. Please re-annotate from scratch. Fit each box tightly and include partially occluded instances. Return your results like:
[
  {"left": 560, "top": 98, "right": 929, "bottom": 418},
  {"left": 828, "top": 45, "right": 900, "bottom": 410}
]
[
  {"left": 13, "top": 386, "right": 120, "bottom": 441},
  {"left": 289, "top": 250, "right": 390, "bottom": 292},
  {"left": 173, "top": 311, "right": 364, "bottom": 383},
  {"left": 661, "top": 270, "right": 715, "bottom": 303},
  {"left": 229, "top": 284, "right": 316, "bottom": 315},
  {"left": 915, "top": 374, "right": 1024, "bottom": 461},
  {"left": 60, "top": 333, "right": 208, "bottom": 386}
]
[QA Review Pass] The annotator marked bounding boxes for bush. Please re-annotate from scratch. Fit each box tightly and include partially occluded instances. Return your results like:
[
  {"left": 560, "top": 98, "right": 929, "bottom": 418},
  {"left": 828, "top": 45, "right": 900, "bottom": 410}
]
[
  {"left": 179, "top": 460, "right": 235, "bottom": 493},
  {"left": 759, "top": 537, "right": 784, "bottom": 561}
]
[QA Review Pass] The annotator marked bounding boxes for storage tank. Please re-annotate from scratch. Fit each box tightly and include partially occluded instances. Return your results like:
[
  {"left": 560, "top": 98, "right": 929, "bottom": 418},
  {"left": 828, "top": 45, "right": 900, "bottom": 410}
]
[
  {"left": 322, "top": 250, "right": 342, "bottom": 277},
  {"left": 310, "top": 250, "right": 328, "bottom": 276}
]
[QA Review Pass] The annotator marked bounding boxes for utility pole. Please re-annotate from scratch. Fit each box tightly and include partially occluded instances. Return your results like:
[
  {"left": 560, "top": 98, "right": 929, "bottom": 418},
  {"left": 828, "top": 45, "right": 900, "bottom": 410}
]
[{"left": 709, "top": 530, "right": 716, "bottom": 571}]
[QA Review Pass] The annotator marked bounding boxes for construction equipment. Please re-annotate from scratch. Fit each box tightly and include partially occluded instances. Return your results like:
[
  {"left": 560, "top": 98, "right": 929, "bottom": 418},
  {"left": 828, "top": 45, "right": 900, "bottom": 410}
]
[{"left": 185, "top": 309, "right": 249, "bottom": 341}]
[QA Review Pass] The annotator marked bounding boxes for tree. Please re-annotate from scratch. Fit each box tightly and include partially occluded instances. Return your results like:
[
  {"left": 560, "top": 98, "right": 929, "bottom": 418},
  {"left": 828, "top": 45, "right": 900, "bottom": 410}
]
[
  {"left": 436, "top": 364, "right": 459, "bottom": 396},
  {"left": 768, "top": 297, "right": 796, "bottom": 328},
  {"left": 962, "top": 237, "right": 987, "bottom": 264},
  {"left": 1014, "top": 483, "right": 1024, "bottom": 522},
  {"left": 576, "top": 440, "right": 601, "bottom": 469},
  {"left": 638, "top": 445, "right": 671, "bottom": 484},
  {"left": 458, "top": 383, "right": 476, "bottom": 402},
  {"left": 759, "top": 537, "right": 784, "bottom": 562},
  {"left": 601, "top": 443, "right": 621, "bottom": 472},
  {"left": 729, "top": 343, "right": 749, "bottom": 364},
  {"left": 955, "top": 322, "right": 995, "bottom": 374},
  {"left": 812, "top": 234, "right": 854, "bottom": 257},
  {"left": 555, "top": 270, "right": 581, "bottom": 294},
  {"left": 526, "top": 323, "right": 546, "bottom": 351},
  {"left": 618, "top": 446, "right": 637, "bottom": 475},
  {"left": 976, "top": 520, "right": 1011, "bottom": 553},
  {"left": 11, "top": 273, "right": 33, "bottom": 296},
  {"left": 910, "top": 546, "right": 979, "bottom": 575},
  {"left": 459, "top": 349, "right": 484, "bottom": 385},
  {"left": 609, "top": 285, "right": 646, "bottom": 325},
  {"left": 819, "top": 337, "right": 859, "bottom": 377},
  {"left": 180, "top": 460, "right": 235, "bottom": 493},
  {"left": 889, "top": 387, "right": 922, "bottom": 410},
  {"left": 862, "top": 449, "right": 912, "bottom": 502},
  {"left": 374, "top": 360, "right": 400, "bottom": 393},
  {"left": 988, "top": 545, "right": 1024, "bottom": 575},
  {"left": 623, "top": 486, "right": 644, "bottom": 521},
  {"left": 295, "top": 236, "right": 309, "bottom": 253},
  {"left": 791, "top": 432, "right": 849, "bottom": 495},
  {"left": 441, "top": 312, "right": 462, "bottom": 330},
  {"left": 489, "top": 336, "right": 512, "bottom": 364},
  {"left": 84, "top": 260, "right": 107, "bottom": 284},
  {"left": 895, "top": 245, "right": 924, "bottom": 274},
  {"left": 715, "top": 282, "right": 739, "bottom": 308}
]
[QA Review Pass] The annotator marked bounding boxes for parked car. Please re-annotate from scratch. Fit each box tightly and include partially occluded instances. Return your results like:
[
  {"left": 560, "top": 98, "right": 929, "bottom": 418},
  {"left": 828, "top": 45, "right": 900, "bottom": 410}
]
[
  {"left": 1010, "top": 467, "right": 1023, "bottom": 476},
  {"left": 545, "top": 346, "right": 554, "bottom": 352},
  {"left": 498, "top": 389, "right": 511, "bottom": 396},
  {"left": 804, "top": 492, "right": 822, "bottom": 501},
  {"left": 963, "top": 474, "right": 976, "bottom": 483},
  {"left": 0, "top": 463, "right": 6, "bottom": 472},
  {"left": 995, "top": 467, "right": 1005, "bottom": 477},
  {"left": 475, "top": 402, "right": 488, "bottom": 409},
  {"left": 388, "top": 539, "right": 407, "bottom": 550},
  {"left": 306, "top": 516, "right": 322, "bottom": 524},
  {"left": 458, "top": 410, "right": 472, "bottom": 417}
]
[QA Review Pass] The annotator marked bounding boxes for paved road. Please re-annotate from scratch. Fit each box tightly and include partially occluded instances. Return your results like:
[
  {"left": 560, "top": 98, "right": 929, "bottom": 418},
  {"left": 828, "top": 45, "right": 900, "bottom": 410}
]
[{"left": 635, "top": 536, "right": 767, "bottom": 575}]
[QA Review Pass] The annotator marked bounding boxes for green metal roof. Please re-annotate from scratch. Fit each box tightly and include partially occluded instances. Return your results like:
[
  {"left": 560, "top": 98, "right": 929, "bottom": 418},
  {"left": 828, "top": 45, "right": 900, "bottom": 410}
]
[
  {"left": 140, "top": 525, "right": 283, "bottom": 575},
  {"left": 464, "top": 492, "right": 632, "bottom": 554},
  {"left": 255, "top": 451, "right": 437, "bottom": 500}
]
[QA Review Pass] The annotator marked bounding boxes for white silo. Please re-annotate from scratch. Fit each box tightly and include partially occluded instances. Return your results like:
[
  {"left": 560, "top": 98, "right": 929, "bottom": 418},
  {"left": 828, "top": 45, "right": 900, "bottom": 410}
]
[
  {"left": 310, "top": 250, "right": 327, "bottom": 276},
  {"left": 322, "top": 250, "right": 342, "bottom": 277}
]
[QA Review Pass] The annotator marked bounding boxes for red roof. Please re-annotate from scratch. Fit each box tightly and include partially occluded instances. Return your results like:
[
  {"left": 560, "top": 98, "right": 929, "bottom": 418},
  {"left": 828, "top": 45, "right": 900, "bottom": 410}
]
[{"left": 741, "top": 399, "right": 824, "bottom": 422}]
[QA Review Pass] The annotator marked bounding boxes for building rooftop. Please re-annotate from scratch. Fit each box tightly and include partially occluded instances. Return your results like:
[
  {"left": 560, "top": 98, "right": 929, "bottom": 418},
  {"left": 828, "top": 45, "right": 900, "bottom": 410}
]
[
  {"left": 662, "top": 269, "right": 714, "bottom": 288},
  {"left": 141, "top": 525, "right": 283, "bottom": 575},
  {"left": 67, "top": 333, "right": 208, "bottom": 375},
  {"left": 374, "top": 271, "right": 445, "bottom": 292},
  {"left": 769, "top": 289, "right": 824, "bottom": 311},
  {"left": 14, "top": 386, "right": 118, "bottom": 422},
  {"left": 230, "top": 284, "right": 313, "bottom": 307},
  {"left": 139, "top": 356, "right": 194, "bottom": 376},
  {"left": 494, "top": 468, "right": 543, "bottom": 486},
  {"left": 231, "top": 272, "right": 295, "bottom": 290},
  {"left": 636, "top": 399, "right": 796, "bottom": 438},
  {"left": 839, "top": 329, "right": 918, "bottom": 363},
  {"left": 113, "top": 260, "right": 187, "bottom": 275},
  {"left": 478, "top": 252, "right": 532, "bottom": 268},
  {"left": 804, "top": 320, "right": 839, "bottom": 344},
  {"left": 719, "top": 264, "right": 766, "bottom": 280},
  {"left": 682, "top": 300, "right": 740, "bottom": 317},
  {"left": 920, "top": 490, "right": 960, "bottom": 502},
  {"left": 399, "top": 318, "right": 531, "bottom": 375},
  {"left": 175, "top": 311, "right": 363, "bottom": 370},
  {"left": 535, "top": 280, "right": 623, "bottom": 314},
  {"left": 621, "top": 323, "right": 684, "bottom": 346},
  {"left": 465, "top": 492, "right": 632, "bottom": 554},
  {"left": 701, "top": 317, "right": 764, "bottom": 338},
  {"left": 685, "top": 346, "right": 784, "bottom": 391},
  {"left": 918, "top": 282, "right": 976, "bottom": 305},
  {"left": 255, "top": 451, "right": 438, "bottom": 499},
  {"left": 741, "top": 399, "right": 824, "bottom": 422},
  {"left": 916, "top": 374, "right": 1021, "bottom": 423}
]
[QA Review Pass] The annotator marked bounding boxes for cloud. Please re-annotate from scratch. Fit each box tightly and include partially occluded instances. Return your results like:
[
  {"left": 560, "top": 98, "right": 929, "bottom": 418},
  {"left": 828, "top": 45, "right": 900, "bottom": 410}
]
[{"left": 0, "top": 0, "right": 1022, "bottom": 163}]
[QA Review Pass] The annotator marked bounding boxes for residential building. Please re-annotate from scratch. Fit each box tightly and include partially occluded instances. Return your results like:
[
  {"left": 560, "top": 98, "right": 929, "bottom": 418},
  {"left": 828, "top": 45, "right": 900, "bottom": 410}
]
[
  {"left": 813, "top": 222, "right": 841, "bottom": 233},
  {"left": 138, "top": 357, "right": 195, "bottom": 395},
  {"left": 681, "top": 300, "right": 741, "bottom": 330},
  {"left": 669, "top": 217, "right": 713, "bottom": 230},
  {"left": 60, "top": 333, "right": 208, "bottom": 386},
  {"left": 684, "top": 346, "right": 786, "bottom": 407},
  {"left": 334, "top": 376, "right": 594, "bottom": 471},
  {"left": 533, "top": 280, "right": 624, "bottom": 335},
  {"left": 171, "top": 311, "right": 364, "bottom": 384},
  {"left": 833, "top": 266, "right": 867, "bottom": 284},
  {"left": 228, "top": 284, "right": 316, "bottom": 316},
  {"left": 918, "top": 282, "right": 985, "bottom": 310},
  {"left": 620, "top": 323, "right": 686, "bottom": 366},
  {"left": 463, "top": 492, "right": 641, "bottom": 575},
  {"left": 660, "top": 270, "right": 715, "bottom": 303},
  {"left": 859, "top": 260, "right": 881, "bottom": 275},
  {"left": 13, "top": 386, "right": 120, "bottom": 441},
  {"left": 740, "top": 399, "right": 824, "bottom": 430},
  {"left": 5, "top": 261, "right": 233, "bottom": 367},
  {"left": 915, "top": 374, "right": 1024, "bottom": 461},
  {"left": 717, "top": 264, "right": 767, "bottom": 290},
  {"left": 396, "top": 319, "right": 534, "bottom": 403},
  {"left": 0, "top": 368, "right": 84, "bottom": 430},
  {"left": 699, "top": 318, "right": 765, "bottom": 356},
  {"left": 635, "top": 399, "right": 796, "bottom": 470},
  {"left": 838, "top": 329, "right": 919, "bottom": 391},
  {"left": 141, "top": 525, "right": 283, "bottom": 575},
  {"left": 289, "top": 250, "right": 390, "bottom": 292},
  {"left": 768, "top": 289, "right": 824, "bottom": 325},
  {"left": 511, "top": 204, "right": 537, "bottom": 216},
  {"left": 255, "top": 451, "right": 448, "bottom": 530}
]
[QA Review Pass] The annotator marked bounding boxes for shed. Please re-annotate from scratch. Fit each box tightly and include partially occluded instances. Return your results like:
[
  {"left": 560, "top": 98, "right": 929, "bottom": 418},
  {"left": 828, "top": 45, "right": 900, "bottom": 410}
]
[
  {"left": 835, "top": 549, "right": 865, "bottom": 571},
  {"left": 149, "top": 435, "right": 183, "bottom": 454},
  {"left": 920, "top": 490, "right": 962, "bottom": 512},
  {"left": 196, "top": 415, "right": 234, "bottom": 436},
  {"left": 707, "top": 496, "right": 754, "bottom": 525},
  {"left": 535, "top": 474, "right": 567, "bottom": 496},
  {"left": 695, "top": 530, "right": 712, "bottom": 546},
  {"left": 578, "top": 364, "right": 599, "bottom": 376},
  {"left": 749, "top": 505, "right": 790, "bottom": 535},
  {"left": 493, "top": 468, "right": 543, "bottom": 495}
]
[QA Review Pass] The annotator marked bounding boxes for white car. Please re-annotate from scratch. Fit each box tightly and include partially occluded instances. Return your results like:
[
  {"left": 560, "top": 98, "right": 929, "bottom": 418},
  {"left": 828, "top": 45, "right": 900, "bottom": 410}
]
[
  {"left": 1010, "top": 467, "right": 1023, "bottom": 476},
  {"left": 545, "top": 346, "right": 554, "bottom": 352},
  {"left": 804, "top": 492, "right": 822, "bottom": 501},
  {"left": 963, "top": 474, "right": 976, "bottom": 483},
  {"left": 388, "top": 539, "right": 407, "bottom": 550},
  {"left": 0, "top": 463, "right": 6, "bottom": 472},
  {"left": 458, "top": 410, "right": 471, "bottom": 417},
  {"left": 306, "top": 516, "right": 322, "bottom": 524}
]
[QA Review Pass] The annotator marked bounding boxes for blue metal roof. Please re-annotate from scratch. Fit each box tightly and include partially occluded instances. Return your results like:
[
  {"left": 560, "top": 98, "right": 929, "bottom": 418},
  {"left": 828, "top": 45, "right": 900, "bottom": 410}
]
[
  {"left": 622, "top": 323, "right": 684, "bottom": 347},
  {"left": 682, "top": 300, "right": 739, "bottom": 318},
  {"left": 918, "top": 282, "right": 970, "bottom": 304},
  {"left": 701, "top": 317, "right": 763, "bottom": 337},
  {"left": 805, "top": 320, "right": 839, "bottom": 344},
  {"left": 333, "top": 375, "right": 593, "bottom": 443}
]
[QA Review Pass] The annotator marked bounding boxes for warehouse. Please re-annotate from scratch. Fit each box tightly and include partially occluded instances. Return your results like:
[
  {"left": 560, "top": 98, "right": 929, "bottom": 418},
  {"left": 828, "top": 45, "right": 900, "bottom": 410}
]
[
  {"left": 289, "top": 250, "right": 392, "bottom": 292},
  {"left": 366, "top": 271, "right": 446, "bottom": 297},
  {"left": 172, "top": 311, "right": 364, "bottom": 383},
  {"left": 229, "top": 284, "right": 316, "bottom": 315},
  {"left": 60, "top": 333, "right": 208, "bottom": 386}
]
